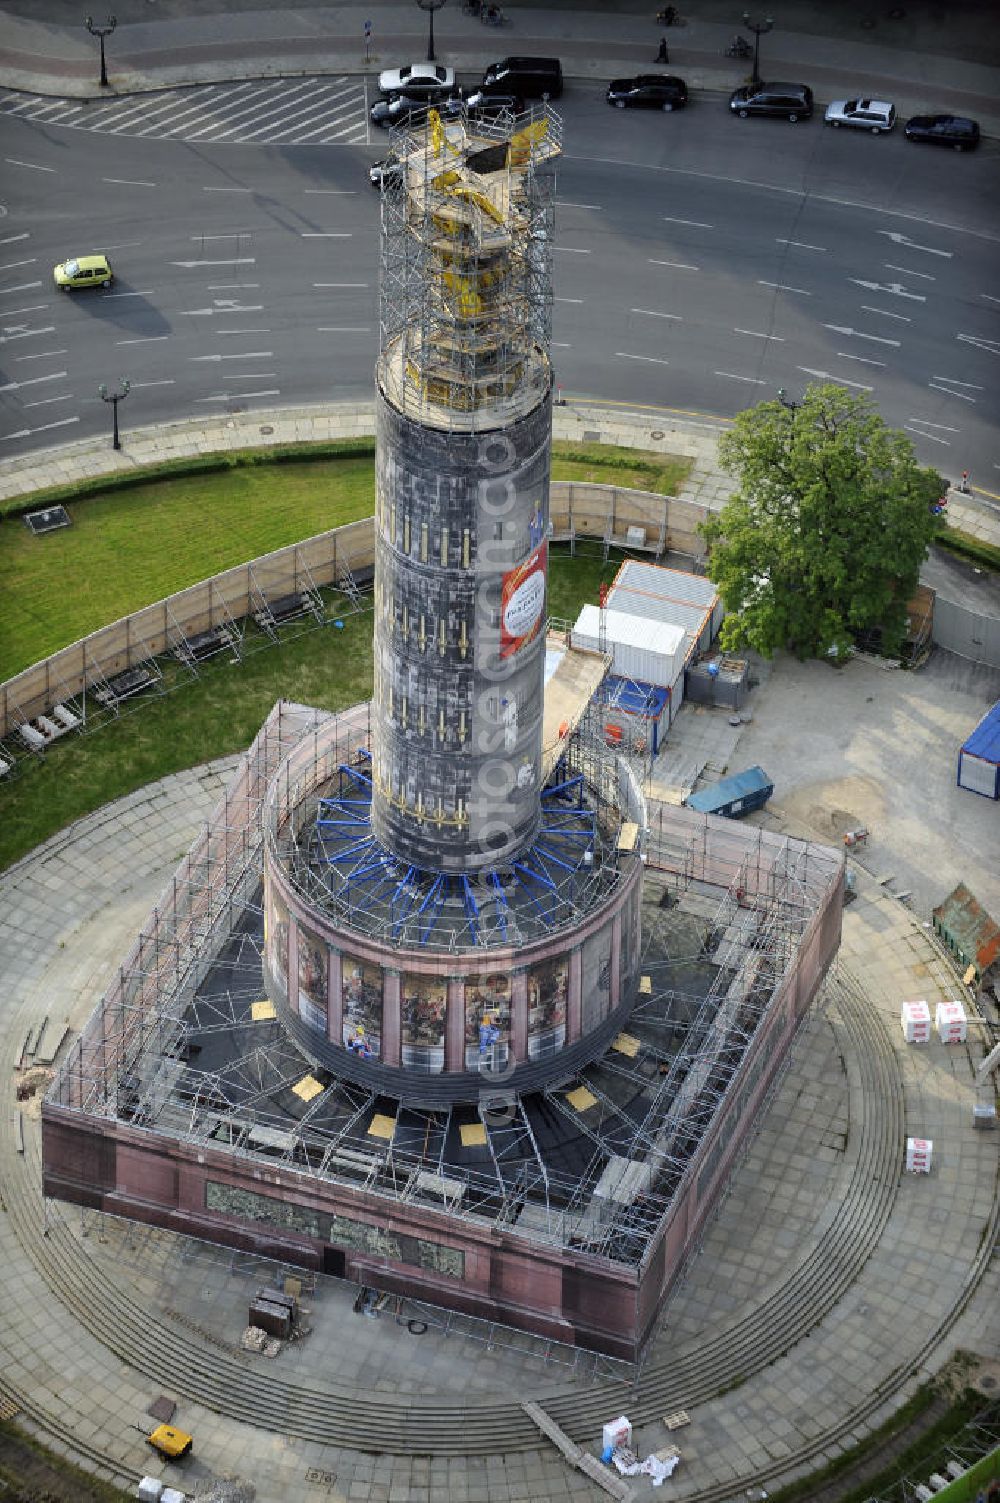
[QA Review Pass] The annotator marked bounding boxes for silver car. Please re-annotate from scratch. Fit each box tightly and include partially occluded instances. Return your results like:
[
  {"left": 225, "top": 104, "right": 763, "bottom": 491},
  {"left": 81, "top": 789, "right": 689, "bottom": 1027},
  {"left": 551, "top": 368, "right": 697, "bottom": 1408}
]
[
  {"left": 377, "top": 62, "right": 455, "bottom": 97},
  {"left": 824, "top": 98, "right": 896, "bottom": 133}
]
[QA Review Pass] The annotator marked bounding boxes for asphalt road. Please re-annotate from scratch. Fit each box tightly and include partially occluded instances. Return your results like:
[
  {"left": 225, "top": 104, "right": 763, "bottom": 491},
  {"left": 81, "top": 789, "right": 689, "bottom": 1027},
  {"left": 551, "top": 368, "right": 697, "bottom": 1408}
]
[{"left": 1, "top": 77, "right": 998, "bottom": 483}]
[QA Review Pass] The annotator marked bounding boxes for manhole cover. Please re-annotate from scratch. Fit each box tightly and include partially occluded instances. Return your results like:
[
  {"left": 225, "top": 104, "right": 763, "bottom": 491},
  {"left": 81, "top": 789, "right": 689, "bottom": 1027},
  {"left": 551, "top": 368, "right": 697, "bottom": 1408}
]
[
  {"left": 582, "top": 430, "right": 602, "bottom": 442},
  {"left": 651, "top": 430, "right": 665, "bottom": 440},
  {"left": 260, "top": 424, "right": 274, "bottom": 434}
]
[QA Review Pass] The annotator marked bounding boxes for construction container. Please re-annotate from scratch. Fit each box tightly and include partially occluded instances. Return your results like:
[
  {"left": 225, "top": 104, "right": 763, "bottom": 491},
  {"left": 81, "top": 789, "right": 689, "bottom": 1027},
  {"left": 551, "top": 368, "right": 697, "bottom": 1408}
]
[
  {"left": 571, "top": 605, "right": 686, "bottom": 688},
  {"left": 249, "top": 1297, "right": 293, "bottom": 1339},
  {"left": 685, "top": 766, "right": 773, "bottom": 819},
  {"left": 957, "top": 700, "right": 1000, "bottom": 798},
  {"left": 686, "top": 656, "right": 749, "bottom": 710},
  {"left": 606, "top": 560, "right": 722, "bottom": 665},
  {"left": 901, "top": 1000, "right": 931, "bottom": 1043},
  {"left": 599, "top": 676, "right": 670, "bottom": 757}
]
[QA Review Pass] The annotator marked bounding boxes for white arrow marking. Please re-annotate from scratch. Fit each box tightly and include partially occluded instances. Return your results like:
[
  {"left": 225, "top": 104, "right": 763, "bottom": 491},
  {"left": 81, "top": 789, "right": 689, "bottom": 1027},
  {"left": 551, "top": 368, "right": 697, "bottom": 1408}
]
[
  {"left": 878, "top": 230, "right": 952, "bottom": 257},
  {"left": 758, "top": 280, "right": 811, "bottom": 295},
  {"left": 957, "top": 333, "right": 1000, "bottom": 356},
  {"left": 190, "top": 351, "right": 274, "bottom": 361},
  {"left": 823, "top": 323, "right": 900, "bottom": 347},
  {"left": 797, "top": 366, "right": 873, "bottom": 391},
  {"left": 181, "top": 305, "right": 264, "bottom": 316},
  {"left": 170, "top": 257, "right": 256, "bottom": 268},
  {"left": 861, "top": 305, "right": 911, "bottom": 322},
  {"left": 849, "top": 278, "right": 925, "bottom": 302},
  {"left": 884, "top": 262, "right": 935, "bottom": 281}
]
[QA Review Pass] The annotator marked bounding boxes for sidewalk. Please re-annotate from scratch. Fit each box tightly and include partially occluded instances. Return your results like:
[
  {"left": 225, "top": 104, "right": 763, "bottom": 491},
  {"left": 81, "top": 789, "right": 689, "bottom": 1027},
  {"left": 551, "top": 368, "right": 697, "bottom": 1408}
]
[
  {"left": 1, "top": 2, "right": 999, "bottom": 136},
  {"left": 1, "top": 398, "right": 996, "bottom": 552}
]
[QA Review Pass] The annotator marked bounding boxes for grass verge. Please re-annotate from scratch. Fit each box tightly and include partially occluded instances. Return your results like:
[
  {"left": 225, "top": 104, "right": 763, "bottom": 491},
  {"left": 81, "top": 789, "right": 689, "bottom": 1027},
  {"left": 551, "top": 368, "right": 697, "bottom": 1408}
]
[
  {"left": 934, "top": 527, "right": 1000, "bottom": 574},
  {"left": 551, "top": 442, "right": 690, "bottom": 495},
  {"left": 0, "top": 1418, "right": 130, "bottom": 1502}
]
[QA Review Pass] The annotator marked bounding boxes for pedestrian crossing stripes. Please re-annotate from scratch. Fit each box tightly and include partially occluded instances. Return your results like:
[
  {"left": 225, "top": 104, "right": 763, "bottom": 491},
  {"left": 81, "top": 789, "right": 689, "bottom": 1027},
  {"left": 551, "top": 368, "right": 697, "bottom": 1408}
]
[{"left": 0, "top": 78, "right": 369, "bottom": 146}]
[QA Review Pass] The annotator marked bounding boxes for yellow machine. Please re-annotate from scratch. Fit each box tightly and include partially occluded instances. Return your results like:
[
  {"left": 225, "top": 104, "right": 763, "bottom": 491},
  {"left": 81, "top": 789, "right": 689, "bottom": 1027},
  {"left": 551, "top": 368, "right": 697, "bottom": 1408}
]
[{"left": 147, "top": 1423, "right": 193, "bottom": 1459}]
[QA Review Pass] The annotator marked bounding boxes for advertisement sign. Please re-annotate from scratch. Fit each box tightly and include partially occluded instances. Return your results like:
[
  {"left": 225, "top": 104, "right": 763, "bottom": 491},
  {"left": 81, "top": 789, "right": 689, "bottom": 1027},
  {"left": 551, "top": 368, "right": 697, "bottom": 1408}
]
[{"left": 500, "top": 541, "right": 547, "bottom": 659}]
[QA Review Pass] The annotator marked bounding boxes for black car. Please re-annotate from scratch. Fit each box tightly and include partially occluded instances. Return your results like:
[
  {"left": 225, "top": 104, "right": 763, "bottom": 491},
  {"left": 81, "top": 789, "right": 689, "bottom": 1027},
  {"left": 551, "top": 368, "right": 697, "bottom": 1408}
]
[
  {"left": 903, "top": 113, "right": 980, "bottom": 151},
  {"left": 729, "top": 81, "right": 813, "bottom": 122},
  {"left": 370, "top": 90, "right": 455, "bottom": 127},
  {"left": 607, "top": 75, "right": 688, "bottom": 112}
]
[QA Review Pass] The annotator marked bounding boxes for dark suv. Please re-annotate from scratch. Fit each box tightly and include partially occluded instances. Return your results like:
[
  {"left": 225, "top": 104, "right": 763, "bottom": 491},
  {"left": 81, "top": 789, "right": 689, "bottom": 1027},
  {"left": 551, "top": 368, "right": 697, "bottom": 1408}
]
[
  {"left": 729, "top": 82, "right": 813, "bottom": 122},
  {"left": 607, "top": 75, "right": 688, "bottom": 112},
  {"left": 903, "top": 113, "right": 980, "bottom": 151}
]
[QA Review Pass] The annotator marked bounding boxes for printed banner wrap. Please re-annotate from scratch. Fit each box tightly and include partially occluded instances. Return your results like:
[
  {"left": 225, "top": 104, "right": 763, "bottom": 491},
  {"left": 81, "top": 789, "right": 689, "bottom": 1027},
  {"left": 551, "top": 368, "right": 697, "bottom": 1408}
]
[{"left": 500, "top": 541, "right": 547, "bottom": 660}]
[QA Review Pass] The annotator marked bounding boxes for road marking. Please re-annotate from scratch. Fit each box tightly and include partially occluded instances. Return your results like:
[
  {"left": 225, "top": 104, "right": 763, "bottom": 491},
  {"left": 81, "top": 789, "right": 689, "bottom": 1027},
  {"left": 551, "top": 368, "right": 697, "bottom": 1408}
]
[
  {"left": 907, "top": 418, "right": 958, "bottom": 430},
  {"left": 557, "top": 200, "right": 601, "bottom": 209},
  {"left": 650, "top": 259, "right": 699, "bottom": 270},
  {"left": 170, "top": 257, "right": 256, "bottom": 268},
  {"left": 103, "top": 177, "right": 156, "bottom": 187},
  {"left": 758, "top": 280, "right": 811, "bottom": 295},
  {"left": 197, "top": 390, "right": 281, "bottom": 401},
  {"left": 314, "top": 282, "right": 368, "bottom": 288},
  {"left": 734, "top": 329, "right": 784, "bottom": 340},
  {"left": 190, "top": 233, "right": 253, "bottom": 241},
  {"left": 104, "top": 290, "right": 154, "bottom": 299},
  {"left": 798, "top": 366, "right": 872, "bottom": 391},
  {"left": 0, "top": 258, "right": 36, "bottom": 271},
  {"left": 115, "top": 335, "right": 169, "bottom": 345},
  {"left": 631, "top": 308, "right": 682, "bottom": 319},
  {"left": 878, "top": 229, "right": 952, "bottom": 257},
  {"left": 304, "top": 189, "right": 358, "bottom": 195},
  {"left": 4, "top": 157, "right": 56, "bottom": 172},
  {"left": 836, "top": 352, "right": 885, "bottom": 366},
  {"left": 957, "top": 333, "right": 1000, "bottom": 356},
  {"left": 14, "top": 347, "right": 65, "bottom": 359},
  {"left": 663, "top": 216, "right": 713, "bottom": 228},
  {"left": 0, "top": 327, "right": 56, "bottom": 344},
  {"left": 861, "top": 305, "right": 911, "bottom": 322},
  {"left": 615, "top": 351, "right": 670, "bottom": 365},
  {"left": 24, "top": 394, "right": 73, "bottom": 408},
  {"left": 190, "top": 351, "right": 274, "bottom": 361},
  {"left": 715, "top": 371, "right": 767, "bottom": 384},
  {"left": 1, "top": 303, "right": 46, "bottom": 315},
  {"left": 182, "top": 304, "right": 264, "bottom": 315},
  {"left": 316, "top": 326, "right": 370, "bottom": 332},
  {"left": 301, "top": 231, "right": 353, "bottom": 237},
  {"left": 555, "top": 246, "right": 591, "bottom": 254},
  {"left": 931, "top": 376, "right": 982, "bottom": 389},
  {"left": 552, "top": 341, "right": 572, "bottom": 348},
  {"left": 0, "top": 233, "right": 30, "bottom": 245},
  {"left": 0, "top": 282, "right": 42, "bottom": 295},
  {"left": 0, "top": 416, "right": 78, "bottom": 441},
  {"left": 555, "top": 296, "right": 584, "bottom": 304},
  {"left": 884, "top": 262, "right": 935, "bottom": 281},
  {"left": 850, "top": 278, "right": 925, "bottom": 302},
  {"left": 216, "top": 327, "right": 270, "bottom": 334},
  {"left": 0, "top": 371, "right": 66, "bottom": 392},
  {"left": 905, "top": 425, "right": 951, "bottom": 445},
  {"left": 208, "top": 283, "right": 260, "bottom": 290},
  {"left": 130, "top": 379, "right": 175, "bottom": 388},
  {"left": 202, "top": 186, "right": 253, "bottom": 193},
  {"left": 775, "top": 238, "right": 827, "bottom": 251},
  {"left": 982, "top": 293, "right": 1000, "bottom": 306},
  {"left": 927, "top": 383, "right": 975, "bottom": 402},
  {"left": 823, "top": 323, "right": 900, "bottom": 347}
]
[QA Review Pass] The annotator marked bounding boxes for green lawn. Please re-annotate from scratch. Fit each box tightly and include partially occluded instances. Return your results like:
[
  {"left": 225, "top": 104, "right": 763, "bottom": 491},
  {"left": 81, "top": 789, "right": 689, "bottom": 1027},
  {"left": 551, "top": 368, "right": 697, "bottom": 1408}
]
[{"left": 551, "top": 443, "right": 690, "bottom": 495}]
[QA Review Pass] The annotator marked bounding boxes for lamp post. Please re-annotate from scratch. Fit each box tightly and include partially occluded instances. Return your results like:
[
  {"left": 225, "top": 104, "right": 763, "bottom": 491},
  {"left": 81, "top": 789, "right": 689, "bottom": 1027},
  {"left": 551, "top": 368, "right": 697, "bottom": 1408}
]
[
  {"left": 777, "top": 387, "right": 799, "bottom": 412},
  {"left": 416, "top": 0, "right": 446, "bottom": 64},
  {"left": 99, "top": 376, "right": 130, "bottom": 450},
  {"left": 85, "top": 14, "right": 117, "bottom": 89},
  {"left": 742, "top": 11, "right": 773, "bottom": 88}
]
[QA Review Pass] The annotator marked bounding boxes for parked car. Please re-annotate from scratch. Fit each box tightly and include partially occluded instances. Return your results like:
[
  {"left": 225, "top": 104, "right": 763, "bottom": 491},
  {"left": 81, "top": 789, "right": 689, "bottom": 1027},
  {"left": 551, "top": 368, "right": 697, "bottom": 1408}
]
[
  {"left": 824, "top": 97, "right": 895, "bottom": 133},
  {"left": 481, "top": 56, "right": 563, "bottom": 100},
  {"left": 53, "top": 253, "right": 113, "bottom": 290},
  {"left": 377, "top": 62, "right": 455, "bottom": 97},
  {"left": 370, "top": 90, "right": 456, "bottom": 127},
  {"left": 607, "top": 74, "right": 688, "bottom": 111},
  {"left": 369, "top": 154, "right": 403, "bottom": 190},
  {"left": 903, "top": 113, "right": 980, "bottom": 150},
  {"left": 729, "top": 82, "right": 813, "bottom": 122}
]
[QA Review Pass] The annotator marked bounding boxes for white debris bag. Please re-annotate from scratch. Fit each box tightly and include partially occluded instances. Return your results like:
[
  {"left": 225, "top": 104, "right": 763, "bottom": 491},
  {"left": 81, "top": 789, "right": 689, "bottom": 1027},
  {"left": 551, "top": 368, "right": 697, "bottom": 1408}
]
[
  {"left": 602, "top": 1414, "right": 632, "bottom": 1452},
  {"left": 935, "top": 1000, "right": 967, "bottom": 1043}
]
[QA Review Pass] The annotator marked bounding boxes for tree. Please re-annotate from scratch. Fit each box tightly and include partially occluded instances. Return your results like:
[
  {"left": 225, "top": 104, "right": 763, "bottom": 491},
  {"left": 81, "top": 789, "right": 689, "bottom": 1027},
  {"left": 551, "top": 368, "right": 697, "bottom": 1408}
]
[{"left": 702, "top": 385, "right": 943, "bottom": 660}]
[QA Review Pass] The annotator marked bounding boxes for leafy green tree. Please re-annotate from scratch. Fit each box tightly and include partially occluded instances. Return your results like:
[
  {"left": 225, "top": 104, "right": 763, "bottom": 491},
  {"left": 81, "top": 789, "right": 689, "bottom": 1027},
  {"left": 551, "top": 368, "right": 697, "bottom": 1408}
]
[{"left": 702, "top": 385, "right": 943, "bottom": 659}]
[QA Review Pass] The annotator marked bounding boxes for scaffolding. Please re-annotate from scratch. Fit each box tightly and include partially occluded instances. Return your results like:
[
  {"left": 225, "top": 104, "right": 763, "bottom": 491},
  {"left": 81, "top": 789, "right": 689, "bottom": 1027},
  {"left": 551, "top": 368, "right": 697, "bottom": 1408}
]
[{"left": 46, "top": 699, "right": 843, "bottom": 1275}]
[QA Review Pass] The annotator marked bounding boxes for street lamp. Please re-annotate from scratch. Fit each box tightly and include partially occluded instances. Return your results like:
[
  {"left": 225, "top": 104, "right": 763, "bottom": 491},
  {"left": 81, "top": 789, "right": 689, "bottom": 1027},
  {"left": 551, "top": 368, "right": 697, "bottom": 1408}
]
[
  {"left": 85, "top": 14, "right": 117, "bottom": 89},
  {"left": 742, "top": 11, "right": 773, "bottom": 88},
  {"left": 98, "top": 376, "right": 130, "bottom": 450},
  {"left": 416, "top": 0, "right": 446, "bottom": 64},
  {"left": 777, "top": 387, "right": 799, "bottom": 411}
]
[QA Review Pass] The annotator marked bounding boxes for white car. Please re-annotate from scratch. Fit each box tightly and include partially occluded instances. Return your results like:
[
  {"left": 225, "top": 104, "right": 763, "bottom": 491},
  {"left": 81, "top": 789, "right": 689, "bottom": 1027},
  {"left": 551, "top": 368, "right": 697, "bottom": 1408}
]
[
  {"left": 377, "top": 62, "right": 455, "bottom": 97},
  {"left": 824, "top": 98, "right": 896, "bottom": 133}
]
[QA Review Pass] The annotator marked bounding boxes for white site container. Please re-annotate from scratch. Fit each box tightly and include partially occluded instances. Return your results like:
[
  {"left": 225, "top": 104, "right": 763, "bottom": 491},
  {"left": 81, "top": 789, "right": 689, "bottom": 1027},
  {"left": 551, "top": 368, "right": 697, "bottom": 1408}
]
[
  {"left": 900, "top": 1000, "right": 931, "bottom": 1043},
  {"left": 572, "top": 605, "right": 686, "bottom": 689},
  {"left": 935, "top": 1000, "right": 968, "bottom": 1043},
  {"left": 137, "top": 1482, "right": 163, "bottom": 1503},
  {"left": 906, "top": 1137, "right": 933, "bottom": 1173},
  {"left": 602, "top": 1414, "right": 633, "bottom": 1452}
]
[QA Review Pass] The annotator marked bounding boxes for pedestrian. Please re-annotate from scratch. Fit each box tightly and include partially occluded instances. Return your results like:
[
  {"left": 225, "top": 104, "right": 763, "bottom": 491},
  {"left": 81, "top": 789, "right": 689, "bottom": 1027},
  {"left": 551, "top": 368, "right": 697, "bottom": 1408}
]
[
  {"left": 656, "top": 36, "right": 669, "bottom": 63},
  {"left": 959, "top": 470, "right": 971, "bottom": 493}
]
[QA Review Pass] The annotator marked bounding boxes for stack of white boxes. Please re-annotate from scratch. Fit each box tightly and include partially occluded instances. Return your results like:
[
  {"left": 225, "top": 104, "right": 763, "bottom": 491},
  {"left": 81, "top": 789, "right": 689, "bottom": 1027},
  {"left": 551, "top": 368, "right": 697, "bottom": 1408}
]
[
  {"left": 934, "top": 1000, "right": 968, "bottom": 1043},
  {"left": 900, "top": 1000, "right": 931, "bottom": 1043},
  {"left": 906, "top": 1137, "right": 933, "bottom": 1173}
]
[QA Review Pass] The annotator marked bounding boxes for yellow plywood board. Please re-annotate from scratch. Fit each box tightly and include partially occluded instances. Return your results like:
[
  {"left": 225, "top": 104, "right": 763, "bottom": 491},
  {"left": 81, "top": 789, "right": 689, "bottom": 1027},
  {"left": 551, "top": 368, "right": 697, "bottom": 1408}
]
[
  {"left": 292, "top": 1074, "right": 324, "bottom": 1103},
  {"left": 460, "top": 1122, "right": 488, "bottom": 1147},
  {"left": 612, "top": 1033, "right": 640, "bottom": 1058},
  {"left": 541, "top": 642, "right": 610, "bottom": 780},
  {"left": 250, "top": 999, "right": 276, "bottom": 1021},
  {"left": 617, "top": 822, "right": 639, "bottom": 853},
  {"left": 368, "top": 1112, "right": 397, "bottom": 1140},
  {"left": 565, "top": 1085, "right": 598, "bottom": 1112},
  {"left": 638, "top": 974, "right": 653, "bottom": 995}
]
